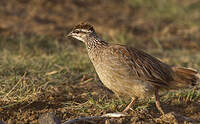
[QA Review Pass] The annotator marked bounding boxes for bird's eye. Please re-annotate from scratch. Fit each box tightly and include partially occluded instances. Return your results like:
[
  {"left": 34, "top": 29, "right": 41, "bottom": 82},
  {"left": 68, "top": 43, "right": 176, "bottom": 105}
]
[{"left": 74, "top": 30, "right": 80, "bottom": 34}]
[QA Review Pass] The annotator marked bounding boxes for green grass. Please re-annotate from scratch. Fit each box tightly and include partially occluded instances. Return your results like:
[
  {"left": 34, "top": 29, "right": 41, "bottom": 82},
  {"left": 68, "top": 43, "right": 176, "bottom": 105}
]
[
  {"left": 0, "top": 35, "right": 93, "bottom": 104},
  {"left": 128, "top": 0, "right": 200, "bottom": 24}
]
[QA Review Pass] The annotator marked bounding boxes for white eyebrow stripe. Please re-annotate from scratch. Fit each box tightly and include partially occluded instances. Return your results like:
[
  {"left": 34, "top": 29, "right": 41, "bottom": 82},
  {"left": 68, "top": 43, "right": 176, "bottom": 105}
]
[{"left": 76, "top": 29, "right": 91, "bottom": 33}]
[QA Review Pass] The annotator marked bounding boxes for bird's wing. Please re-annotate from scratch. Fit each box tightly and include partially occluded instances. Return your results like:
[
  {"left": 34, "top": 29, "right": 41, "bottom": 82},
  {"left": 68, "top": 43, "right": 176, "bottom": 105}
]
[{"left": 106, "top": 45, "right": 174, "bottom": 88}]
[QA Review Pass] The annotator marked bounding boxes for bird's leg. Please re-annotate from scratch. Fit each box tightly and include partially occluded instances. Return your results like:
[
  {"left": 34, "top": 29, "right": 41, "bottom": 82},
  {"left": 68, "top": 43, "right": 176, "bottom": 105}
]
[
  {"left": 155, "top": 89, "right": 165, "bottom": 115},
  {"left": 123, "top": 97, "right": 136, "bottom": 112}
]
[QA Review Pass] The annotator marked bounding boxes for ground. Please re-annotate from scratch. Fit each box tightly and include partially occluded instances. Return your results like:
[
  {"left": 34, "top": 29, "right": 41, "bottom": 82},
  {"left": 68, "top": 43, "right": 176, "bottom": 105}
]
[{"left": 0, "top": 0, "right": 200, "bottom": 123}]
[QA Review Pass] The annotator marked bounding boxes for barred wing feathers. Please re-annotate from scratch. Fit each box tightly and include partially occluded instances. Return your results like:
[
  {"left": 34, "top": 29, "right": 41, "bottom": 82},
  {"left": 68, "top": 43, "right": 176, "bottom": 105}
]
[{"left": 106, "top": 45, "right": 174, "bottom": 88}]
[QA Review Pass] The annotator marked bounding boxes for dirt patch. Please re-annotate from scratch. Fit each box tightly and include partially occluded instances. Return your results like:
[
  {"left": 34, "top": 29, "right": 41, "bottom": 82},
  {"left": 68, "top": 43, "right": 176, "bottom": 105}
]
[
  {"left": 1, "top": 79, "right": 200, "bottom": 123},
  {"left": 0, "top": 0, "right": 199, "bottom": 49}
]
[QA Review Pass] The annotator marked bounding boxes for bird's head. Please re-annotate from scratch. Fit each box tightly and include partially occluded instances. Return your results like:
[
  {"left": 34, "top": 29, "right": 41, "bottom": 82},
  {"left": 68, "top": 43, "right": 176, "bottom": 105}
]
[{"left": 67, "top": 23, "right": 96, "bottom": 43}]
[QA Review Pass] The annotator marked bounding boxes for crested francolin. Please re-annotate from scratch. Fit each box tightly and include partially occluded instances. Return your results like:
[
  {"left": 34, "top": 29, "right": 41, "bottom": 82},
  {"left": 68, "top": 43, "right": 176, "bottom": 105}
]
[{"left": 67, "top": 23, "right": 200, "bottom": 114}]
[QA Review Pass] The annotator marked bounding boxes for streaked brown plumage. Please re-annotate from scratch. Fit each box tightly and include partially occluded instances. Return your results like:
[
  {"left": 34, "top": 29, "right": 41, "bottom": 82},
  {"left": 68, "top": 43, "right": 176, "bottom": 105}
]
[{"left": 67, "top": 23, "right": 200, "bottom": 114}]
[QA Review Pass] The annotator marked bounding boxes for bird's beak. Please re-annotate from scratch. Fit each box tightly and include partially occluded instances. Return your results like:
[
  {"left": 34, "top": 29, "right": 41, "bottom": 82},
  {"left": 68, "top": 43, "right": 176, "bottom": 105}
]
[{"left": 66, "top": 32, "right": 73, "bottom": 37}]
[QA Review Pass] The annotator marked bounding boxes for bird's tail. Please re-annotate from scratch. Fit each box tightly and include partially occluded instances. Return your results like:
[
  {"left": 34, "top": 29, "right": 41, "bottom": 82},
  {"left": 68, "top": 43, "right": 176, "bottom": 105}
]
[{"left": 171, "top": 67, "right": 200, "bottom": 88}]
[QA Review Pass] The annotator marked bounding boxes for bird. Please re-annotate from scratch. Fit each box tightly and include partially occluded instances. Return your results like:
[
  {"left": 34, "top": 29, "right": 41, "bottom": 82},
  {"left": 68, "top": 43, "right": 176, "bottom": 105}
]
[{"left": 67, "top": 22, "right": 200, "bottom": 115}]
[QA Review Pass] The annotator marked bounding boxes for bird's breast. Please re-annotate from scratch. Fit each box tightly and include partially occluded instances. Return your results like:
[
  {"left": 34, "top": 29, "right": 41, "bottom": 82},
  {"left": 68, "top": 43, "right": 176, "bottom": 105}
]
[{"left": 89, "top": 52, "right": 154, "bottom": 98}]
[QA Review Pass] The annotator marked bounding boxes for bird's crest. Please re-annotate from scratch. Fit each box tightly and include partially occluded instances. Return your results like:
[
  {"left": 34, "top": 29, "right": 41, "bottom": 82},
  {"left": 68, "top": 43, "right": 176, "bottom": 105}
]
[{"left": 73, "top": 22, "right": 95, "bottom": 32}]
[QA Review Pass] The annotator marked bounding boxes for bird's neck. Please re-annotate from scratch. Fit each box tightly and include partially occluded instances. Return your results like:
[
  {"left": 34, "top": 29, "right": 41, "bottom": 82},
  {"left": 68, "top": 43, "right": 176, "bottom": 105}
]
[{"left": 85, "top": 35, "right": 108, "bottom": 52}]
